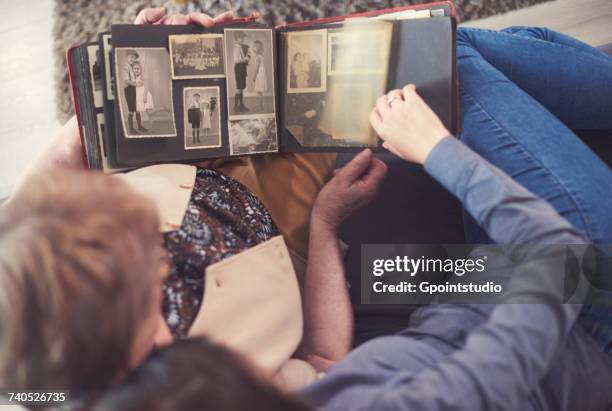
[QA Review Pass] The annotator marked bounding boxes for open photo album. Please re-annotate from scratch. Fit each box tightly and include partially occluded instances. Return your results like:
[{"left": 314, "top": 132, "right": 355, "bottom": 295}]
[{"left": 67, "top": 1, "right": 457, "bottom": 172}]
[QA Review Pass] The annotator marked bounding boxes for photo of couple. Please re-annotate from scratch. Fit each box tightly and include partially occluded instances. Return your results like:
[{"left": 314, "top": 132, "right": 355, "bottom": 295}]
[
  {"left": 287, "top": 29, "right": 327, "bottom": 93},
  {"left": 115, "top": 47, "right": 177, "bottom": 138}
]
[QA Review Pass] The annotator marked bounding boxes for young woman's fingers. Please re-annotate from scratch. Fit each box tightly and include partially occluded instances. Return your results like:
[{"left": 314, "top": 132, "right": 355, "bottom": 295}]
[
  {"left": 134, "top": 7, "right": 166, "bottom": 24},
  {"left": 337, "top": 149, "right": 373, "bottom": 183},
  {"left": 369, "top": 108, "right": 384, "bottom": 136},
  {"left": 386, "top": 89, "right": 403, "bottom": 104},
  {"left": 375, "top": 95, "right": 392, "bottom": 119},
  {"left": 213, "top": 10, "right": 237, "bottom": 23},
  {"left": 188, "top": 12, "right": 216, "bottom": 27},
  {"left": 402, "top": 84, "right": 417, "bottom": 104}
]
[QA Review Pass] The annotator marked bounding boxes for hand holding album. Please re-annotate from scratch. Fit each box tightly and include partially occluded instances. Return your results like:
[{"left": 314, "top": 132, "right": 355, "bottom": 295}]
[{"left": 370, "top": 85, "right": 450, "bottom": 164}]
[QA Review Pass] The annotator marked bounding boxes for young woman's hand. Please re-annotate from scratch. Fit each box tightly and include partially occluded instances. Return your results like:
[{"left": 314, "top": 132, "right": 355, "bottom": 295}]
[
  {"left": 312, "top": 149, "right": 387, "bottom": 232},
  {"left": 370, "top": 84, "right": 450, "bottom": 164},
  {"left": 134, "top": 7, "right": 239, "bottom": 26}
]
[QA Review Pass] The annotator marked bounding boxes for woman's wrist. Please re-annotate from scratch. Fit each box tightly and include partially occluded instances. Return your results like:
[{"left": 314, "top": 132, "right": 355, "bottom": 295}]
[
  {"left": 417, "top": 132, "right": 449, "bottom": 164},
  {"left": 310, "top": 209, "right": 340, "bottom": 236}
]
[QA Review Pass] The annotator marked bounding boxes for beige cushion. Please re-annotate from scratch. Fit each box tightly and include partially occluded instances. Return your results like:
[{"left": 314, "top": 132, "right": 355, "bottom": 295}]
[
  {"left": 188, "top": 236, "right": 304, "bottom": 375},
  {"left": 116, "top": 164, "right": 196, "bottom": 233}
]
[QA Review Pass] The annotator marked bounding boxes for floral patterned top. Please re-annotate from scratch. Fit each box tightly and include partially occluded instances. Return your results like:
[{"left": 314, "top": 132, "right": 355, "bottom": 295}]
[{"left": 162, "top": 168, "right": 279, "bottom": 337}]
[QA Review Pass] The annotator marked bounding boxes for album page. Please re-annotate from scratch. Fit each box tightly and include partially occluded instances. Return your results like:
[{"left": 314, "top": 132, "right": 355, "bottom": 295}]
[{"left": 109, "top": 23, "right": 279, "bottom": 167}]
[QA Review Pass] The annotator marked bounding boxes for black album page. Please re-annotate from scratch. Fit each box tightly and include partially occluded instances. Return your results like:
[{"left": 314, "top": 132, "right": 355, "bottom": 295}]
[{"left": 110, "top": 23, "right": 278, "bottom": 167}]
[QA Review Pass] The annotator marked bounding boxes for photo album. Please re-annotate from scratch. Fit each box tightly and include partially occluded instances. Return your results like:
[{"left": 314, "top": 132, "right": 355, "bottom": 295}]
[{"left": 67, "top": 1, "right": 457, "bottom": 172}]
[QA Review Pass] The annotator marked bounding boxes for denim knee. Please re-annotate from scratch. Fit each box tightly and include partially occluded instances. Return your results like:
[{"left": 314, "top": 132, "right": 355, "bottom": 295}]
[
  {"left": 456, "top": 28, "right": 482, "bottom": 58},
  {"left": 456, "top": 27, "right": 477, "bottom": 47},
  {"left": 501, "top": 26, "right": 552, "bottom": 40}
]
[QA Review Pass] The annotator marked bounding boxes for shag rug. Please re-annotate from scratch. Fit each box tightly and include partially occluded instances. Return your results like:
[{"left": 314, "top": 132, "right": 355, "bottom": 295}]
[{"left": 53, "top": 0, "right": 551, "bottom": 122}]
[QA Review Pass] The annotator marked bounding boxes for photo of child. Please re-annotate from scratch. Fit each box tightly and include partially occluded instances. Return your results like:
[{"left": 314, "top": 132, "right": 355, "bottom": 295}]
[
  {"left": 183, "top": 86, "right": 221, "bottom": 150},
  {"left": 251, "top": 40, "right": 267, "bottom": 112},
  {"left": 224, "top": 29, "right": 276, "bottom": 119},
  {"left": 115, "top": 47, "right": 177, "bottom": 138}
]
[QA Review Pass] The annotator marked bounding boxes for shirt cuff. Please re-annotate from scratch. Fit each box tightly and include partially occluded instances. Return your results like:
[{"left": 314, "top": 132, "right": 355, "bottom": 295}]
[{"left": 423, "top": 136, "right": 480, "bottom": 194}]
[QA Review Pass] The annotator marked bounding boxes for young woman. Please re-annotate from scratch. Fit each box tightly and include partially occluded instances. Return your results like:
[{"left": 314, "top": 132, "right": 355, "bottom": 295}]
[{"left": 291, "top": 52, "right": 308, "bottom": 89}]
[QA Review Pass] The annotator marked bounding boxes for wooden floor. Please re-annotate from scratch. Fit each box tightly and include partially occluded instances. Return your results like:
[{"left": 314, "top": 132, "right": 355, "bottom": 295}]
[
  {"left": 0, "top": 0, "right": 611, "bottom": 199},
  {"left": 0, "top": 0, "right": 59, "bottom": 199}
]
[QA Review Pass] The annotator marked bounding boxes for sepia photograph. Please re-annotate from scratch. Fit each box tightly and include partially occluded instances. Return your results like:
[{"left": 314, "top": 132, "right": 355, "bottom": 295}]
[
  {"left": 229, "top": 116, "right": 278, "bottom": 155},
  {"left": 101, "top": 34, "right": 115, "bottom": 100},
  {"left": 319, "top": 78, "right": 380, "bottom": 147},
  {"left": 115, "top": 47, "right": 177, "bottom": 138},
  {"left": 224, "top": 28, "right": 276, "bottom": 118},
  {"left": 87, "top": 44, "right": 104, "bottom": 108},
  {"left": 169, "top": 34, "right": 225, "bottom": 79},
  {"left": 327, "top": 22, "right": 392, "bottom": 76},
  {"left": 287, "top": 29, "right": 327, "bottom": 93},
  {"left": 183, "top": 86, "right": 221, "bottom": 150}
]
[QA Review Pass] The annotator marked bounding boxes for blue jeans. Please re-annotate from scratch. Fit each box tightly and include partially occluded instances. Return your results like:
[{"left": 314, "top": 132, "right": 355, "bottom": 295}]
[{"left": 456, "top": 27, "right": 612, "bottom": 351}]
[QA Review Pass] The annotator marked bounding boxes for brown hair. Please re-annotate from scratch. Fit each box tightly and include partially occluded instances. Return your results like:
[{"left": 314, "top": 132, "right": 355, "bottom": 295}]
[
  {"left": 0, "top": 169, "right": 161, "bottom": 395},
  {"left": 92, "top": 337, "right": 315, "bottom": 411}
]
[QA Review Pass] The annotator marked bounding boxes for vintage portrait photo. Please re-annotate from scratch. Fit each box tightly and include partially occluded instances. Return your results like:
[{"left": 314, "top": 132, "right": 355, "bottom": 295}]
[
  {"left": 87, "top": 44, "right": 104, "bottom": 108},
  {"left": 284, "top": 93, "right": 334, "bottom": 147},
  {"left": 287, "top": 29, "right": 327, "bottom": 93},
  {"left": 328, "top": 24, "right": 392, "bottom": 75},
  {"left": 115, "top": 48, "right": 177, "bottom": 138},
  {"left": 96, "top": 113, "right": 111, "bottom": 171},
  {"left": 169, "top": 34, "right": 225, "bottom": 79},
  {"left": 224, "top": 28, "right": 276, "bottom": 118},
  {"left": 229, "top": 116, "right": 278, "bottom": 155},
  {"left": 101, "top": 34, "right": 115, "bottom": 100},
  {"left": 183, "top": 87, "right": 221, "bottom": 150}
]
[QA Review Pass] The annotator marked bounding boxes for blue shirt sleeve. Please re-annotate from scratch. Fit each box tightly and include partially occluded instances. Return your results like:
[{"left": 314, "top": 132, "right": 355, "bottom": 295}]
[{"left": 357, "top": 137, "right": 588, "bottom": 411}]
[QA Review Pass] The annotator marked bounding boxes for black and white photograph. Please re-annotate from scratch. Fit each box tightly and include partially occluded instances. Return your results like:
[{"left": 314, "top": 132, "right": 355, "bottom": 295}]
[
  {"left": 284, "top": 93, "right": 334, "bottom": 147},
  {"left": 96, "top": 113, "right": 110, "bottom": 171},
  {"left": 327, "top": 27, "right": 392, "bottom": 75},
  {"left": 101, "top": 34, "right": 115, "bottom": 100},
  {"left": 183, "top": 86, "right": 221, "bottom": 150},
  {"left": 229, "top": 116, "right": 278, "bottom": 155},
  {"left": 224, "top": 28, "right": 276, "bottom": 118},
  {"left": 115, "top": 47, "right": 177, "bottom": 138},
  {"left": 87, "top": 44, "right": 104, "bottom": 108},
  {"left": 169, "top": 34, "right": 225, "bottom": 79},
  {"left": 287, "top": 29, "right": 327, "bottom": 93}
]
